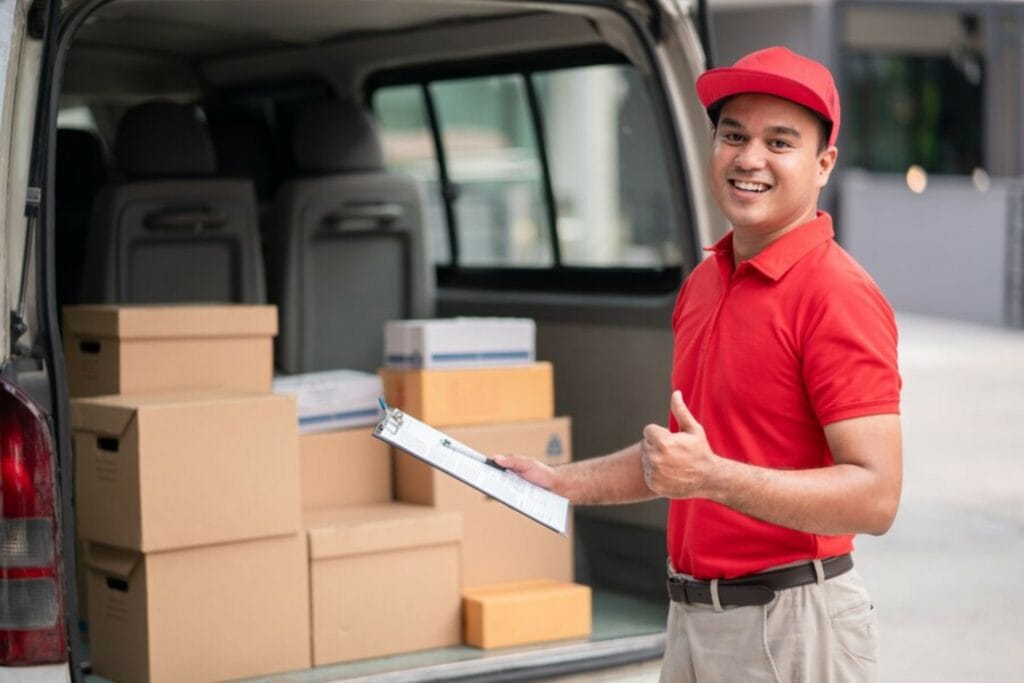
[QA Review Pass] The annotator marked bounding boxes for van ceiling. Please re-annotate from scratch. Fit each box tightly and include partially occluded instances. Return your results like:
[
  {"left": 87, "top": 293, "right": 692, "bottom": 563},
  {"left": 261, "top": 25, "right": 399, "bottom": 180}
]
[
  {"left": 64, "top": 0, "right": 621, "bottom": 100},
  {"left": 76, "top": 0, "right": 544, "bottom": 58}
]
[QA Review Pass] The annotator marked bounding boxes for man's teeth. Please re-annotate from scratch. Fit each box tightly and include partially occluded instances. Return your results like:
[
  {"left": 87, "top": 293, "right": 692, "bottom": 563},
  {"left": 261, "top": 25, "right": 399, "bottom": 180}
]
[{"left": 734, "top": 180, "right": 769, "bottom": 192}]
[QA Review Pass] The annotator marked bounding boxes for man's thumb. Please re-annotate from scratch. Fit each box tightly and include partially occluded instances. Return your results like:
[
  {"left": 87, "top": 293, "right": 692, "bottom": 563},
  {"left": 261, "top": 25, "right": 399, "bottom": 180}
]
[{"left": 671, "top": 390, "right": 699, "bottom": 432}]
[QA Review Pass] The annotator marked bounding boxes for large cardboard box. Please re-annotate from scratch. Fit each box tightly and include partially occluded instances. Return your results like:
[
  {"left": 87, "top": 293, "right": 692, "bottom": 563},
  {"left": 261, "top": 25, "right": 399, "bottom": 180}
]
[
  {"left": 379, "top": 362, "right": 553, "bottom": 427},
  {"left": 305, "top": 504, "right": 462, "bottom": 665},
  {"left": 72, "top": 391, "right": 300, "bottom": 552},
  {"left": 394, "top": 417, "right": 573, "bottom": 586},
  {"left": 63, "top": 304, "right": 276, "bottom": 398},
  {"left": 300, "top": 427, "right": 391, "bottom": 510},
  {"left": 86, "top": 534, "right": 310, "bottom": 683},
  {"left": 384, "top": 317, "right": 535, "bottom": 369},
  {"left": 463, "top": 580, "right": 592, "bottom": 649}
]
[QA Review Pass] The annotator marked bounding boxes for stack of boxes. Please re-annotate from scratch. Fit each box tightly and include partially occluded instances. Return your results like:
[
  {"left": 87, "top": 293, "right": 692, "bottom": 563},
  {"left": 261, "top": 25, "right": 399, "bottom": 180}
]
[
  {"left": 64, "top": 305, "right": 310, "bottom": 683},
  {"left": 65, "top": 308, "right": 591, "bottom": 681},
  {"left": 273, "top": 369, "right": 464, "bottom": 666},
  {"left": 380, "top": 318, "right": 591, "bottom": 647}
]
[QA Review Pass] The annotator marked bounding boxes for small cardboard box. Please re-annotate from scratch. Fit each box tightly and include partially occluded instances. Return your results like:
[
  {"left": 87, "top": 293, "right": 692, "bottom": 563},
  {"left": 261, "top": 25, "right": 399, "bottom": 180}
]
[
  {"left": 72, "top": 391, "right": 300, "bottom": 552},
  {"left": 394, "top": 418, "right": 573, "bottom": 586},
  {"left": 273, "top": 369, "right": 383, "bottom": 434},
  {"left": 384, "top": 317, "right": 535, "bottom": 369},
  {"left": 86, "top": 534, "right": 310, "bottom": 683},
  {"left": 379, "top": 362, "right": 553, "bottom": 427},
  {"left": 305, "top": 504, "right": 462, "bottom": 665},
  {"left": 300, "top": 427, "right": 391, "bottom": 510},
  {"left": 63, "top": 304, "right": 277, "bottom": 398},
  {"left": 463, "top": 580, "right": 592, "bottom": 649}
]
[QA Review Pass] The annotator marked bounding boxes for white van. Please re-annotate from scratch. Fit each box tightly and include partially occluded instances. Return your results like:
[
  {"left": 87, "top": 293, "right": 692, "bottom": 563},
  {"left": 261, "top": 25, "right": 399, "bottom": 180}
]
[{"left": 0, "top": 0, "right": 722, "bottom": 680}]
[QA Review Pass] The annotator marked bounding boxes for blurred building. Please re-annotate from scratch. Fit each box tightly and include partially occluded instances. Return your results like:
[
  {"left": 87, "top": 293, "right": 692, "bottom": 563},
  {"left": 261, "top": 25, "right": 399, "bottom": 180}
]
[{"left": 711, "top": 0, "right": 1024, "bottom": 327}]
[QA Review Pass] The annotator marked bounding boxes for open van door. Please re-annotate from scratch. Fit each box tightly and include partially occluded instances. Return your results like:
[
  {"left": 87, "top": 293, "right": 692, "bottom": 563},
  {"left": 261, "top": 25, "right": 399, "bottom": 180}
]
[{"left": 9, "top": 0, "right": 723, "bottom": 679}]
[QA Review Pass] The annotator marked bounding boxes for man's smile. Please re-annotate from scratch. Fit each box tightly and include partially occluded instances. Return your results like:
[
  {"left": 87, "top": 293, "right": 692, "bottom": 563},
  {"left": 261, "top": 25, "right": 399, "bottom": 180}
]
[{"left": 729, "top": 179, "right": 772, "bottom": 193}]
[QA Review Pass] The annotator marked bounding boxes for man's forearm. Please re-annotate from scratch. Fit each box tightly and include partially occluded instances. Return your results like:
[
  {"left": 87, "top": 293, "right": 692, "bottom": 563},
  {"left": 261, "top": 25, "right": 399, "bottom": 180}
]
[
  {"left": 703, "top": 458, "right": 898, "bottom": 536},
  {"left": 557, "top": 441, "right": 657, "bottom": 506}
]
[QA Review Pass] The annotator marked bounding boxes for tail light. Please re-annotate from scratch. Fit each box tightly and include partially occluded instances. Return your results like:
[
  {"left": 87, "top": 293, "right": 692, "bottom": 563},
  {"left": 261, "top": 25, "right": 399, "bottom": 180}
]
[{"left": 0, "top": 377, "right": 66, "bottom": 665}]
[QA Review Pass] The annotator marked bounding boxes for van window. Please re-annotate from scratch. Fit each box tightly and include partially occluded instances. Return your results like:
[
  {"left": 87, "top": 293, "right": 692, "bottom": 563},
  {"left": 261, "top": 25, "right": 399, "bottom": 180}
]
[{"left": 373, "top": 59, "right": 683, "bottom": 290}]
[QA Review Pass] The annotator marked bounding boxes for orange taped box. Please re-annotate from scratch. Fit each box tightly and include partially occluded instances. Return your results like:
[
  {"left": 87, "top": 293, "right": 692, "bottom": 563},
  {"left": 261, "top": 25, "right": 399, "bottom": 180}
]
[
  {"left": 379, "top": 362, "right": 553, "bottom": 427},
  {"left": 463, "top": 580, "right": 593, "bottom": 649}
]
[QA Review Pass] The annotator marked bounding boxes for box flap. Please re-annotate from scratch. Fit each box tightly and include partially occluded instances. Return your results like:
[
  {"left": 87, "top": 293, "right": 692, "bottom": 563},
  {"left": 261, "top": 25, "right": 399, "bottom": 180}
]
[
  {"left": 70, "top": 396, "right": 137, "bottom": 435},
  {"left": 84, "top": 542, "right": 142, "bottom": 579},
  {"left": 306, "top": 504, "right": 461, "bottom": 559},
  {"left": 62, "top": 304, "right": 277, "bottom": 339}
]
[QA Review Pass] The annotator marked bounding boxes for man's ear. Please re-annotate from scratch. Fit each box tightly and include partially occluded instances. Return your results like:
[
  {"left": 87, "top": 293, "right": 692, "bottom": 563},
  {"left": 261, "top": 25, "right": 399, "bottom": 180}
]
[{"left": 817, "top": 146, "right": 838, "bottom": 188}]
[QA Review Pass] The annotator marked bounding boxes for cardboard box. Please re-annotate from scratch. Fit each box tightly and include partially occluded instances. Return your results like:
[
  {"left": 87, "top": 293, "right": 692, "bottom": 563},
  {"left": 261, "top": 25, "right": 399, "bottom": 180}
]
[
  {"left": 394, "top": 418, "right": 573, "bottom": 586},
  {"left": 385, "top": 317, "right": 535, "bottom": 369},
  {"left": 463, "top": 580, "right": 592, "bottom": 649},
  {"left": 305, "top": 504, "right": 462, "bottom": 665},
  {"left": 63, "top": 304, "right": 277, "bottom": 398},
  {"left": 380, "top": 362, "right": 553, "bottom": 427},
  {"left": 300, "top": 427, "right": 391, "bottom": 510},
  {"left": 86, "top": 534, "right": 310, "bottom": 683},
  {"left": 72, "top": 391, "right": 300, "bottom": 552},
  {"left": 273, "top": 369, "right": 383, "bottom": 433}
]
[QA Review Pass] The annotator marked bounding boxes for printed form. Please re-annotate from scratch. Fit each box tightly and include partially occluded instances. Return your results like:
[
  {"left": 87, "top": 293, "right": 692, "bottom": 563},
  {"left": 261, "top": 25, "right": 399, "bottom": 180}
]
[{"left": 373, "top": 405, "right": 569, "bottom": 534}]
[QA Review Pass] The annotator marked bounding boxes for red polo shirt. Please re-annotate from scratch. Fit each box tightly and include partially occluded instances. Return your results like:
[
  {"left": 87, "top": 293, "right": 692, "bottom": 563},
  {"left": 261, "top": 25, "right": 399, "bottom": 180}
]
[{"left": 667, "top": 211, "right": 901, "bottom": 580}]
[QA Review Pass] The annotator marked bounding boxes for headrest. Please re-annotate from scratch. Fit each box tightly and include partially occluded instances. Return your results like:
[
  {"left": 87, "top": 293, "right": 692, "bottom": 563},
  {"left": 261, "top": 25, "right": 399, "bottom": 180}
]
[
  {"left": 292, "top": 99, "right": 385, "bottom": 174},
  {"left": 55, "top": 128, "right": 108, "bottom": 208},
  {"left": 115, "top": 101, "right": 216, "bottom": 178}
]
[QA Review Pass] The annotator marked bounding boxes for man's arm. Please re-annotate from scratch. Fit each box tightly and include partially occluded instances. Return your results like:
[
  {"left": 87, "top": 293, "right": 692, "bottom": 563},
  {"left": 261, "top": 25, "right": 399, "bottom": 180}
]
[
  {"left": 642, "top": 391, "right": 902, "bottom": 536},
  {"left": 494, "top": 441, "right": 657, "bottom": 506}
]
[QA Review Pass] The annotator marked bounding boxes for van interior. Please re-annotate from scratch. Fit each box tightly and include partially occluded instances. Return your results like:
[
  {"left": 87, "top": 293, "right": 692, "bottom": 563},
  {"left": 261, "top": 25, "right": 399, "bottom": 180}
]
[{"left": 48, "top": 0, "right": 703, "bottom": 678}]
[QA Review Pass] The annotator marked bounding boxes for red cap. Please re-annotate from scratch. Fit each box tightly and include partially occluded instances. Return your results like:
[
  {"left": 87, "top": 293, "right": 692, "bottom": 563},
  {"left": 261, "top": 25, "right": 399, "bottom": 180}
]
[{"left": 696, "top": 46, "right": 840, "bottom": 146}]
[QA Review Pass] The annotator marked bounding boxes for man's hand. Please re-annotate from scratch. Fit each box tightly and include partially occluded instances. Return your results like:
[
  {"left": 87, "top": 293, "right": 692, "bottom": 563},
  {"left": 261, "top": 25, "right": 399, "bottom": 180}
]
[
  {"left": 492, "top": 454, "right": 560, "bottom": 494},
  {"left": 640, "top": 390, "right": 718, "bottom": 498}
]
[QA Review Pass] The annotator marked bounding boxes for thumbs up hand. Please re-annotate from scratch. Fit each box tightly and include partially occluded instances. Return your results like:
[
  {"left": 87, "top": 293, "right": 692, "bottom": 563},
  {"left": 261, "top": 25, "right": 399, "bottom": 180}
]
[{"left": 640, "top": 390, "right": 717, "bottom": 499}]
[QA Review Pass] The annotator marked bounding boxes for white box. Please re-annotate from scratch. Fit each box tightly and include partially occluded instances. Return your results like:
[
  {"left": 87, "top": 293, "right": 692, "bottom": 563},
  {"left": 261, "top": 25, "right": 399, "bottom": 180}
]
[
  {"left": 384, "top": 318, "right": 535, "bottom": 369},
  {"left": 273, "top": 370, "right": 383, "bottom": 434}
]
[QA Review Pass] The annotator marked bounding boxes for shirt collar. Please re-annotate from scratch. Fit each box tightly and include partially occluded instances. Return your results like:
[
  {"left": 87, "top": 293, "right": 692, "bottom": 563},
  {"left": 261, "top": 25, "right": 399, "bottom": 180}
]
[{"left": 704, "top": 211, "right": 835, "bottom": 282}]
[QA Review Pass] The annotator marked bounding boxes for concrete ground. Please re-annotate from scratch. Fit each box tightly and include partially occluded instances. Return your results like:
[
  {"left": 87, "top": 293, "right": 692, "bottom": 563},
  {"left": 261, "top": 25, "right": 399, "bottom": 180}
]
[{"left": 547, "top": 313, "right": 1024, "bottom": 682}]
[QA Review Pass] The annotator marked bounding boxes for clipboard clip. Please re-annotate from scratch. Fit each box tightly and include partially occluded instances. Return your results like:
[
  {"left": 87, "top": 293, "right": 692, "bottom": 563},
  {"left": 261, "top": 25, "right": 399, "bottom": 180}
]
[{"left": 375, "top": 397, "right": 404, "bottom": 436}]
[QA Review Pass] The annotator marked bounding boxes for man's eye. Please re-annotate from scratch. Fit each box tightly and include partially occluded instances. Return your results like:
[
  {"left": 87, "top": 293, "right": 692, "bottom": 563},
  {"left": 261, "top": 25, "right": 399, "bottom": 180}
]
[
  {"left": 722, "top": 133, "right": 744, "bottom": 143},
  {"left": 769, "top": 139, "right": 793, "bottom": 149}
]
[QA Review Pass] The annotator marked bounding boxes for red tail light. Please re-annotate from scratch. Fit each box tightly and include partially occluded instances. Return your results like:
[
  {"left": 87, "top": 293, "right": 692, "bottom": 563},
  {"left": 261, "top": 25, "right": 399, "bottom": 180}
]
[{"left": 0, "top": 378, "right": 67, "bottom": 665}]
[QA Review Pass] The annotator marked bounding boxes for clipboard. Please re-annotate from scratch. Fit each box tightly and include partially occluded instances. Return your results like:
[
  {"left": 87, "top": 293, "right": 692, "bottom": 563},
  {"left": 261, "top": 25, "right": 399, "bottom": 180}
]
[{"left": 372, "top": 402, "right": 569, "bottom": 535}]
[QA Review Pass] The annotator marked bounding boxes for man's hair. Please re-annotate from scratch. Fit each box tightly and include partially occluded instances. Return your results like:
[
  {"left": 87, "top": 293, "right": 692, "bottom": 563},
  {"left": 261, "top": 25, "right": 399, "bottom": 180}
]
[{"left": 708, "top": 97, "right": 833, "bottom": 154}]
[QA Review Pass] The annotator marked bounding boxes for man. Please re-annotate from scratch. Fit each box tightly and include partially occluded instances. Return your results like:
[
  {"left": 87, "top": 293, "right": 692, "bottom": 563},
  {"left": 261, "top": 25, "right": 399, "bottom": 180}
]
[{"left": 495, "top": 47, "right": 902, "bottom": 682}]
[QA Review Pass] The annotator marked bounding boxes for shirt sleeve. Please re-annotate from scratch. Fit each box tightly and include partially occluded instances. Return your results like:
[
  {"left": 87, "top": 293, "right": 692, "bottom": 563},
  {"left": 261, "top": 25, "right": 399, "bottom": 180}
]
[{"left": 800, "top": 275, "right": 902, "bottom": 425}]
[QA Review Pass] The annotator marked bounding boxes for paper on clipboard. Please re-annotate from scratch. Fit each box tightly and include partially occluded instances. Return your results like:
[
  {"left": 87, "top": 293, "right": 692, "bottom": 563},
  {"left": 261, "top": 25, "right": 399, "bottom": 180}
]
[{"left": 372, "top": 404, "right": 569, "bottom": 535}]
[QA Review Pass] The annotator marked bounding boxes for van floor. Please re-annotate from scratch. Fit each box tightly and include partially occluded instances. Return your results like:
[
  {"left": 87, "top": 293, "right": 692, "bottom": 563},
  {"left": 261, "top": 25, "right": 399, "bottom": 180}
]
[{"left": 81, "top": 588, "right": 666, "bottom": 682}]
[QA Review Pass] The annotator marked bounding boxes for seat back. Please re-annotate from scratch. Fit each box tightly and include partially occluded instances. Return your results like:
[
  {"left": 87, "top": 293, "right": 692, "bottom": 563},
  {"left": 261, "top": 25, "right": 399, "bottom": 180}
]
[
  {"left": 80, "top": 101, "right": 265, "bottom": 304},
  {"left": 271, "top": 99, "right": 433, "bottom": 373}
]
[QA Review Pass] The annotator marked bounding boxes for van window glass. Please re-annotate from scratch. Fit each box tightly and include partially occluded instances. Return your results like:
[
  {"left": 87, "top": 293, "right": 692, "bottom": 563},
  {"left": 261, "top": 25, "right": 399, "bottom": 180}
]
[
  {"left": 533, "top": 65, "right": 680, "bottom": 267},
  {"left": 430, "top": 75, "right": 553, "bottom": 268},
  {"left": 374, "top": 85, "right": 450, "bottom": 264}
]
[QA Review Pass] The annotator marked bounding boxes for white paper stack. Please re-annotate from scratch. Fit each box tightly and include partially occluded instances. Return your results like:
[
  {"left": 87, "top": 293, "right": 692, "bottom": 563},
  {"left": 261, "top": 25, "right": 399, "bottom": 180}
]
[
  {"left": 273, "top": 370, "right": 383, "bottom": 433},
  {"left": 384, "top": 318, "right": 535, "bottom": 369}
]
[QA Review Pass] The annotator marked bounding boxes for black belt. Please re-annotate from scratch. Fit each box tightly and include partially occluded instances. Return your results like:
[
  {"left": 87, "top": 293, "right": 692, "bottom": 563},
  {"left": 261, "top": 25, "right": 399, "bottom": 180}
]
[{"left": 667, "top": 554, "right": 854, "bottom": 607}]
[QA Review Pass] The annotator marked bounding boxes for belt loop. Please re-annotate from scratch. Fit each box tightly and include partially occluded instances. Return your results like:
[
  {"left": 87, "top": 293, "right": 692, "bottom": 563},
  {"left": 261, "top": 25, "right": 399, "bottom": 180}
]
[
  {"left": 812, "top": 559, "right": 825, "bottom": 585},
  {"left": 710, "top": 579, "right": 723, "bottom": 613}
]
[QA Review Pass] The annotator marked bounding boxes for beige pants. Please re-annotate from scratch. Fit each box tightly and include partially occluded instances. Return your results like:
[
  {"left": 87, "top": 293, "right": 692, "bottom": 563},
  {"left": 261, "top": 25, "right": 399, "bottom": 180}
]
[{"left": 660, "top": 566, "right": 878, "bottom": 683}]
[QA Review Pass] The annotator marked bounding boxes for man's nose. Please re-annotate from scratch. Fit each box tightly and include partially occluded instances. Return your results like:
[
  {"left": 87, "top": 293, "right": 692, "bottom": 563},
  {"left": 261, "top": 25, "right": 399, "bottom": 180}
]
[{"left": 733, "top": 142, "right": 767, "bottom": 170}]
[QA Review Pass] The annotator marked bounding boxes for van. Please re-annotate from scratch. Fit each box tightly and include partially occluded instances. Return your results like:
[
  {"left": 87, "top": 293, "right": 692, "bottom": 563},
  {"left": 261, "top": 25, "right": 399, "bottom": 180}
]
[{"left": 0, "top": 0, "right": 722, "bottom": 680}]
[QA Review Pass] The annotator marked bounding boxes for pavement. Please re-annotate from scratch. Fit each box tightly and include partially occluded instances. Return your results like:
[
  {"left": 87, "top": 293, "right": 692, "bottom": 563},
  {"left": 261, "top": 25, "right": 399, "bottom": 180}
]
[{"left": 546, "top": 313, "right": 1024, "bottom": 682}]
